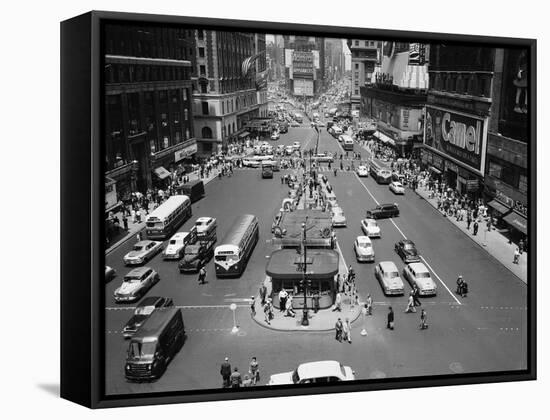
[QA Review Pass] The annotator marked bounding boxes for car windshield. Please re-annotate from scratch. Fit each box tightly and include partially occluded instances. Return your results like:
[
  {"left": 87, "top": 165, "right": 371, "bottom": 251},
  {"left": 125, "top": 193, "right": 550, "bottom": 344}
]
[
  {"left": 128, "top": 341, "right": 156, "bottom": 358},
  {"left": 123, "top": 276, "right": 141, "bottom": 283},
  {"left": 416, "top": 272, "right": 430, "bottom": 278},
  {"left": 368, "top": 221, "right": 378, "bottom": 227},
  {"left": 133, "top": 245, "right": 144, "bottom": 251},
  {"left": 169, "top": 239, "right": 177, "bottom": 245},
  {"left": 385, "top": 271, "right": 399, "bottom": 278},
  {"left": 186, "top": 245, "right": 200, "bottom": 255},
  {"left": 404, "top": 243, "right": 415, "bottom": 250},
  {"left": 196, "top": 221, "right": 206, "bottom": 227},
  {"left": 359, "top": 241, "right": 371, "bottom": 248},
  {"left": 135, "top": 305, "right": 156, "bottom": 316},
  {"left": 292, "top": 369, "right": 300, "bottom": 384}
]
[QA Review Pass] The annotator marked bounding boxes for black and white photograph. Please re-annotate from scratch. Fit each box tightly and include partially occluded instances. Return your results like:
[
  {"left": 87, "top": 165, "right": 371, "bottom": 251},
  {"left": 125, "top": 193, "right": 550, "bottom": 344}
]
[{"left": 101, "top": 21, "right": 532, "bottom": 397}]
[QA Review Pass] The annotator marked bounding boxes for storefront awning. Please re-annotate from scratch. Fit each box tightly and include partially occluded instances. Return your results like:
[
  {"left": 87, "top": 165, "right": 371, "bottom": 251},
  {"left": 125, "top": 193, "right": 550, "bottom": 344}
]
[
  {"left": 153, "top": 166, "right": 171, "bottom": 180},
  {"left": 374, "top": 131, "right": 396, "bottom": 146},
  {"left": 238, "top": 131, "right": 250, "bottom": 139},
  {"left": 503, "top": 211, "right": 527, "bottom": 235},
  {"left": 487, "top": 200, "right": 510, "bottom": 215},
  {"left": 429, "top": 166, "right": 442, "bottom": 175}
]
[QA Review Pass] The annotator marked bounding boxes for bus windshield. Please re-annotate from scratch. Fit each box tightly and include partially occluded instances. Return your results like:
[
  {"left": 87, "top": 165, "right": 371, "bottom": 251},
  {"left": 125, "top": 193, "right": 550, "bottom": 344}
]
[
  {"left": 215, "top": 254, "right": 238, "bottom": 262},
  {"left": 128, "top": 341, "right": 156, "bottom": 358},
  {"left": 146, "top": 221, "right": 164, "bottom": 229}
]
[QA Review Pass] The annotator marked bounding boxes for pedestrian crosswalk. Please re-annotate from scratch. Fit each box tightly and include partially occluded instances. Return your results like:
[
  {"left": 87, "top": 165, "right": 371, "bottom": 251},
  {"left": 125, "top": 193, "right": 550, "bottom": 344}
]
[{"left": 234, "top": 166, "right": 361, "bottom": 173}]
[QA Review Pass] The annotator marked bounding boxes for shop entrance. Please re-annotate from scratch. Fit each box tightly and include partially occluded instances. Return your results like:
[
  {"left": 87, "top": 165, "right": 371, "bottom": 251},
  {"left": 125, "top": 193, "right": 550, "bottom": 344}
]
[{"left": 131, "top": 140, "right": 149, "bottom": 192}]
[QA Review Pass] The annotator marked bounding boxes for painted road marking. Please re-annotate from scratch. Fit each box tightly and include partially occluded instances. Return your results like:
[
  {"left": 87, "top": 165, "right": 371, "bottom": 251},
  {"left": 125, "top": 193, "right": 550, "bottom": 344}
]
[
  {"left": 420, "top": 256, "right": 461, "bottom": 305},
  {"left": 335, "top": 241, "right": 349, "bottom": 275},
  {"left": 352, "top": 172, "right": 461, "bottom": 306},
  {"left": 224, "top": 298, "right": 253, "bottom": 303}
]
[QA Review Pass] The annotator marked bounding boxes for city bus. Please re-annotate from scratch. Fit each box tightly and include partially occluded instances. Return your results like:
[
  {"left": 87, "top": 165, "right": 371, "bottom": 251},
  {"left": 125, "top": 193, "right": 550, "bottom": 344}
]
[
  {"left": 369, "top": 158, "right": 393, "bottom": 184},
  {"left": 341, "top": 134, "right": 355, "bottom": 151},
  {"left": 214, "top": 214, "right": 259, "bottom": 278},
  {"left": 145, "top": 195, "right": 192, "bottom": 240}
]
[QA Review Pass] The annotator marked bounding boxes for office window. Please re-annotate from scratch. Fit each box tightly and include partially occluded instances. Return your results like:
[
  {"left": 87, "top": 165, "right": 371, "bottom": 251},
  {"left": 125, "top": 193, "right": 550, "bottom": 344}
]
[
  {"left": 184, "top": 109, "right": 188, "bottom": 121},
  {"left": 488, "top": 161, "right": 502, "bottom": 178},
  {"left": 355, "top": 63, "right": 359, "bottom": 70},
  {"left": 355, "top": 89, "right": 359, "bottom": 95},
  {"left": 202, "top": 101, "right": 209, "bottom": 115},
  {"left": 355, "top": 40, "right": 359, "bottom": 46},
  {"left": 198, "top": 30, "right": 204, "bottom": 40},
  {"left": 200, "top": 65, "right": 206, "bottom": 76},
  {"left": 199, "top": 47, "right": 205, "bottom": 58}
]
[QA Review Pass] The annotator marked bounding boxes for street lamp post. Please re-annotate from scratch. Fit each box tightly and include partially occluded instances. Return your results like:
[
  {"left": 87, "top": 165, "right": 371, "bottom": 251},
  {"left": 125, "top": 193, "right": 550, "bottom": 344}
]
[{"left": 301, "top": 220, "right": 309, "bottom": 326}]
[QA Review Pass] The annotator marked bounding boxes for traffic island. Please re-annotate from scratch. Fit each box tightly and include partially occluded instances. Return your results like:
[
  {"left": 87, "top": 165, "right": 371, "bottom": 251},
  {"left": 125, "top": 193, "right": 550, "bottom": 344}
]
[{"left": 250, "top": 295, "right": 363, "bottom": 332}]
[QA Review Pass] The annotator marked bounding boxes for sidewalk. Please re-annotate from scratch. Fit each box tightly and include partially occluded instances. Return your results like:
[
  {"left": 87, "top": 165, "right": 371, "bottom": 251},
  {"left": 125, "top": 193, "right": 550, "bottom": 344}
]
[
  {"left": 415, "top": 186, "right": 527, "bottom": 283},
  {"left": 356, "top": 141, "right": 528, "bottom": 284},
  {"left": 105, "top": 167, "right": 221, "bottom": 255}
]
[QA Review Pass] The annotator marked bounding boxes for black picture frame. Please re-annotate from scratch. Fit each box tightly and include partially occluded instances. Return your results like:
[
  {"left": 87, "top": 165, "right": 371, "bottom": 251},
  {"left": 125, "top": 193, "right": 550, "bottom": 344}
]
[{"left": 61, "top": 10, "right": 536, "bottom": 409}]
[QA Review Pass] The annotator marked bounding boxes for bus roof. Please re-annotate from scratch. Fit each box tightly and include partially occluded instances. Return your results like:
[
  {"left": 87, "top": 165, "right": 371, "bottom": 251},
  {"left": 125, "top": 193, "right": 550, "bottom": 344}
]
[
  {"left": 218, "top": 214, "right": 258, "bottom": 250},
  {"left": 145, "top": 195, "right": 189, "bottom": 222},
  {"left": 341, "top": 134, "right": 354, "bottom": 142}
]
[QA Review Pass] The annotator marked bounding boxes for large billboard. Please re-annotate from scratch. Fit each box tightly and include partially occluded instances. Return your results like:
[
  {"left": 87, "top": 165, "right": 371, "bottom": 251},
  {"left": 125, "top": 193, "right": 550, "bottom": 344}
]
[
  {"left": 293, "top": 79, "right": 314, "bottom": 97},
  {"left": 424, "top": 106, "right": 488, "bottom": 175},
  {"left": 292, "top": 51, "right": 314, "bottom": 79}
]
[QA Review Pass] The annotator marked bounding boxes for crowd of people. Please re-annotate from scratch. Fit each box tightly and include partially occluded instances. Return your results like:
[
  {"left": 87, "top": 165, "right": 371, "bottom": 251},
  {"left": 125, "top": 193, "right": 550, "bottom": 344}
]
[{"left": 220, "top": 356, "right": 261, "bottom": 388}]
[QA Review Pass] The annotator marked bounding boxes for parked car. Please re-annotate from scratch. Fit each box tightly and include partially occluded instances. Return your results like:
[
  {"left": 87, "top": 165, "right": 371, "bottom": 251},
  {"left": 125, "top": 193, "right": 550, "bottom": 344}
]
[
  {"left": 366, "top": 203, "right": 400, "bottom": 219},
  {"left": 268, "top": 361, "right": 355, "bottom": 385},
  {"left": 394, "top": 239, "right": 421, "bottom": 263},
  {"left": 374, "top": 261, "right": 405, "bottom": 296},
  {"left": 360, "top": 218, "right": 381, "bottom": 238},
  {"left": 389, "top": 181, "right": 405, "bottom": 195},
  {"left": 356, "top": 165, "right": 369, "bottom": 177},
  {"left": 122, "top": 296, "right": 174, "bottom": 338},
  {"left": 178, "top": 238, "right": 216, "bottom": 273},
  {"left": 354, "top": 236, "right": 375, "bottom": 262},
  {"left": 114, "top": 267, "right": 160, "bottom": 303},
  {"left": 312, "top": 152, "right": 334, "bottom": 163},
  {"left": 123, "top": 240, "right": 164, "bottom": 266},
  {"left": 403, "top": 262, "right": 437, "bottom": 296}
]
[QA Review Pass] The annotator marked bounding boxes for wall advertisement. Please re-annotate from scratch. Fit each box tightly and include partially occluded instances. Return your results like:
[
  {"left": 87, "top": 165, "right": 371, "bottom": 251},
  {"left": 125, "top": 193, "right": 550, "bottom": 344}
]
[
  {"left": 424, "top": 105, "right": 488, "bottom": 176},
  {"left": 293, "top": 79, "right": 314, "bottom": 97}
]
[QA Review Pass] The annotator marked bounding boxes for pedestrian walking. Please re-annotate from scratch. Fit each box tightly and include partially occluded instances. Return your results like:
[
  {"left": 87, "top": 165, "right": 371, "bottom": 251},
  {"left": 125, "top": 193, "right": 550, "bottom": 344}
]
[
  {"left": 263, "top": 299, "right": 273, "bottom": 324},
  {"left": 519, "top": 239, "right": 525, "bottom": 254},
  {"left": 259, "top": 284, "right": 267, "bottom": 306},
  {"left": 230, "top": 367, "right": 242, "bottom": 388},
  {"left": 456, "top": 275, "right": 464, "bottom": 296},
  {"left": 198, "top": 266, "right": 207, "bottom": 284},
  {"left": 335, "top": 318, "right": 343, "bottom": 342},
  {"left": 343, "top": 318, "right": 352, "bottom": 343},
  {"left": 220, "top": 357, "right": 231, "bottom": 388},
  {"left": 278, "top": 289, "right": 288, "bottom": 312},
  {"left": 249, "top": 357, "right": 260, "bottom": 385},
  {"left": 473, "top": 220, "right": 479, "bottom": 236},
  {"left": 405, "top": 292, "right": 416, "bottom": 313},
  {"left": 332, "top": 292, "right": 342, "bottom": 311},
  {"left": 412, "top": 285, "right": 421, "bottom": 306},
  {"left": 285, "top": 294, "right": 296, "bottom": 317},
  {"left": 513, "top": 247, "right": 520, "bottom": 264},
  {"left": 122, "top": 215, "right": 128, "bottom": 231},
  {"left": 136, "top": 232, "right": 142, "bottom": 242},
  {"left": 366, "top": 294, "right": 373, "bottom": 315},
  {"left": 419, "top": 309, "right": 428, "bottom": 330},
  {"left": 387, "top": 307, "right": 395, "bottom": 330},
  {"left": 250, "top": 295, "right": 256, "bottom": 317}
]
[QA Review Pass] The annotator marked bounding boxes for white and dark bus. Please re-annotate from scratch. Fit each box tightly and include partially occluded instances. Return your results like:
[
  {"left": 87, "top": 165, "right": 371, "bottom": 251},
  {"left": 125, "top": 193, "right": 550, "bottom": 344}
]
[
  {"left": 214, "top": 214, "right": 259, "bottom": 278},
  {"left": 341, "top": 134, "right": 355, "bottom": 151},
  {"left": 369, "top": 158, "right": 393, "bottom": 184},
  {"left": 145, "top": 195, "right": 192, "bottom": 240}
]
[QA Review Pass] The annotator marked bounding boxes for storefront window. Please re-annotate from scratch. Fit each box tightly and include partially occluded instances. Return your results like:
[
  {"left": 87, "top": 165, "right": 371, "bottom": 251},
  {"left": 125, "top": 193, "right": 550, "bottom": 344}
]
[
  {"left": 163, "top": 137, "right": 169, "bottom": 149},
  {"left": 489, "top": 161, "right": 502, "bottom": 178}
]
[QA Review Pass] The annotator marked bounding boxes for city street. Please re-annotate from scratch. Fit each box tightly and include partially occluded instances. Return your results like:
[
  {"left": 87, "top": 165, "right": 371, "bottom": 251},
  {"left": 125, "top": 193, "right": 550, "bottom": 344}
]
[{"left": 105, "top": 120, "right": 527, "bottom": 395}]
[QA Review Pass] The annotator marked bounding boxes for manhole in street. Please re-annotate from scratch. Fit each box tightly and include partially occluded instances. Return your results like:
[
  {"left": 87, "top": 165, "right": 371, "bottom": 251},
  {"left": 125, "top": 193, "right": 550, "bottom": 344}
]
[
  {"left": 449, "top": 362, "right": 464, "bottom": 374},
  {"left": 370, "top": 370, "right": 386, "bottom": 379}
]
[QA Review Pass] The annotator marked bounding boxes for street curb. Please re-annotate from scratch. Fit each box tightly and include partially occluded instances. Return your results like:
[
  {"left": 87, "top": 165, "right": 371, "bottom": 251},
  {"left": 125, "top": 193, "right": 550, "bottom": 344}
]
[{"left": 414, "top": 190, "right": 527, "bottom": 284}]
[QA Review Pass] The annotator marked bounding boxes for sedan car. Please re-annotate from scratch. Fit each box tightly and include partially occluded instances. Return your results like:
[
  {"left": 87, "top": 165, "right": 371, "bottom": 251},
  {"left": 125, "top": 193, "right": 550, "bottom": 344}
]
[
  {"left": 114, "top": 267, "right": 160, "bottom": 303},
  {"left": 163, "top": 230, "right": 197, "bottom": 260},
  {"left": 361, "top": 218, "right": 381, "bottom": 238},
  {"left": 122, "top": 296, "right": 174, "bottom": 338},
  {"left": 389, "top": 181, "right": 405, "bottom": 195},
  {"left": 354, "top": 236, "right": 375, "bottom": 262},
  {"left": 268, "top": 361, "right": 355, "bottom": 385},
  {"left": 194, "top": 217, "right": 217, "bottom": 238},
  {"left": 366, "top": 203, "right": 399, "bottom": 219},
  {"left": 270, "top": 132, "right": 280, "bottom": 140},
  {"left": 331, "top": 207, "right": 347, "bottom": 227},
  {"left": 403, "top": 262, "right": 437, "bottom": 296},
  {"left": 123, "top": 240, "right": 163, "bottom": 266},
  {"left": 356, "top": 165, "right": 369, "bottom": 177},
  {"left": 105, "top": 266, "right": 116, "bottom": 283},
  {"left": 285, "top": 146, "right": 295, "bottom": 155},
  {"left": 312, "top": 153, "right": 334, "bottom": 163},
  {"left": 374, "top": 261, "right": 405, "bottom": 296},
  {"left": 394, "top": 239, "right": 421, "bottom": 263}
]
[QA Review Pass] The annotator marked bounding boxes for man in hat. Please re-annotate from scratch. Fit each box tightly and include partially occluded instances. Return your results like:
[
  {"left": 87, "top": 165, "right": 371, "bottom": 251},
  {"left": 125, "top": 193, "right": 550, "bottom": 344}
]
[
  {"left": 456, "top": 275, "right": 464, "bottom": 297},
  {"left": 220, "top": 357, "right": 231, "bottom": 388},
  {"left": 250, "top": 296, "right": 256, "bottom": 317}
]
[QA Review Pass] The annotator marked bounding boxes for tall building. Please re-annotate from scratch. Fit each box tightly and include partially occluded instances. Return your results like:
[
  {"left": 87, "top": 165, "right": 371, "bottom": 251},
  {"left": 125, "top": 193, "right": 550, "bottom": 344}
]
[
  {"left": 104, "top": 24, "right": 197, "bottom": 198},
  {"left": 360, "top": 42, "right": 428, "bottom": 155},
  {"left": 347, "top": 39, "right": 380, "bottom": 112},
  {"left": 283, "top": 36, "right": 325, "bottom": 97},
  {"left": 324, "top": 38, "right": 345, "bottom": 84},
  {"left": 266, "top": 35, "right": 284, "bottom": 82},
  {"left": 192, "top": 30, "right": 268, "bottom": 156},
  {"left": 484, "top": 48, "right": 528, "bottom": 240},
  {"left": 423, "top": 44, "right": 494, "bottom": 196}
]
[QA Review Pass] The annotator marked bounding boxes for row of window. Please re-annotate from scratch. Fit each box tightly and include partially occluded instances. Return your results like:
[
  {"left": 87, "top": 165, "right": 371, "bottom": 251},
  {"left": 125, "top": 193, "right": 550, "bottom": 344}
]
[
  {"left": 429, "top": 72, "right": 492, "bottom": 98},
  {"left": 105, "top": 63, "right": 192, "bottom": 85},
  {"left": 201, "top": 93, "right": 258, "bottom": 116},
  {"left": 487, "top": 159, "right": 527, "bottom": 193}
]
